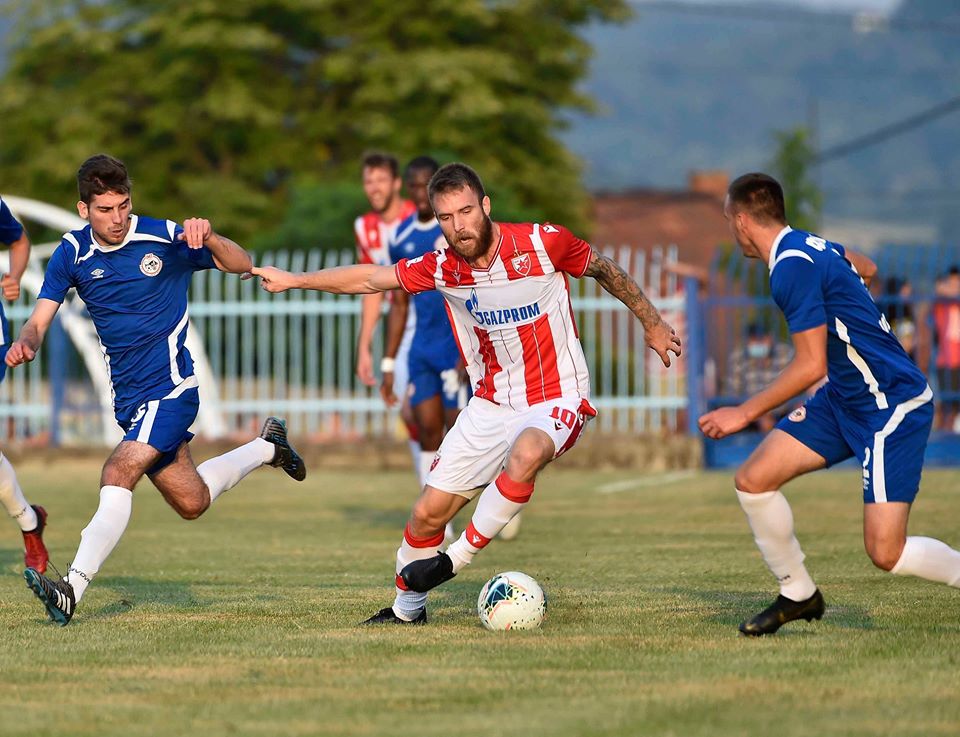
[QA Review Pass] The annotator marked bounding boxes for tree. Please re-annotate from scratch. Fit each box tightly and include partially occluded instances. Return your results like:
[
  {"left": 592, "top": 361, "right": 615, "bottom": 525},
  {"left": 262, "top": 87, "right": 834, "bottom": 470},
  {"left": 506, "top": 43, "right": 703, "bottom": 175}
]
[
  {"left": 770, "top": 127, "right": 822, "bottom": 233},
  {"left": 0, "top": 0, "right": 628, "bottom": 246}
]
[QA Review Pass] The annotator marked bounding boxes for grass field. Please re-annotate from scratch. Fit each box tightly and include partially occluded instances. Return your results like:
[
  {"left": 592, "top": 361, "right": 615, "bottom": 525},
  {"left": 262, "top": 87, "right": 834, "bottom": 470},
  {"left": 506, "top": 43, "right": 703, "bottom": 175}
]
[{"left": 1, "top": 457, "right": 959, "bottom": 737}]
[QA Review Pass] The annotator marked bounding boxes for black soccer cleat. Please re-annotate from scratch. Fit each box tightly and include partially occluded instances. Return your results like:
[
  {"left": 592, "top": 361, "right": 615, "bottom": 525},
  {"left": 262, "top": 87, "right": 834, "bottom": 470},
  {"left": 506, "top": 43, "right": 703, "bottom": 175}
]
[
  {"left": 360, "top": 606, "right": 427, "bottom": 626},
  {"left": 260, "top": 417, "right": 306, "bottom": 481},
  {"left": 739, "top": 589, "right": 825, "bottom": 637},
  {"left": 400, "top": 552, "right": 456, "bottom": 593},
  {"left": 24, "top": 567, "right": 75, "bottom": 626}
]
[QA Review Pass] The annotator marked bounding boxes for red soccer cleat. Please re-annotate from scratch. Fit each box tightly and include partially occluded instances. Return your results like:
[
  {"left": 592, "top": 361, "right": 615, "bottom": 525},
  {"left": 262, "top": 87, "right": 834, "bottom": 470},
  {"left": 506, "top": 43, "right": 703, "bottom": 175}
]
[{"left": 22, "top": 505, "right": 48, "bottom": 574}]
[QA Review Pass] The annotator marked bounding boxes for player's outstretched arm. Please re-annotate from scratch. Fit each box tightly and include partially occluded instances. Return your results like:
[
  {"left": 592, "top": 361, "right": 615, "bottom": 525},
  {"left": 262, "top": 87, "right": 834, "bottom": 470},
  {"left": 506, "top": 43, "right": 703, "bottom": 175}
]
[
  {"left": 698, "top": 325, "right": 827, "bottom": 439},
  {"left": 583, "top": 249, "right": 682, "bottom": 367},
  {"left": 6, "top": 298, "right": 60, "bottom": 367},
  {"left": 178, "top": 218, "right": 253, "bottom": 274},
  {"left": 250, "top": 263, "right": 400, "bottom": 295}
]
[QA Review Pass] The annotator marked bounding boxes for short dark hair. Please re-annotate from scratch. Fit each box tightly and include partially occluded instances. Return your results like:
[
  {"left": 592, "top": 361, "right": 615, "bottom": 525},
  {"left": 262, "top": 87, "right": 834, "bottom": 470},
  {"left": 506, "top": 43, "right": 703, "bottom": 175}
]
[
  {"left": 727, "top": 172, "right": 787, "bottom": 226},
  {"left": 404, "top": 155, "right": 440, "bottom": 180},
  {"left": 361, "top": 151, "right": 399, "bottom": 179},
  {"left": 428, "top": 162, "right": 485, "bottom": 204},
  {"left": 77, "top": 154, "right": 131, "bottom": 204}
]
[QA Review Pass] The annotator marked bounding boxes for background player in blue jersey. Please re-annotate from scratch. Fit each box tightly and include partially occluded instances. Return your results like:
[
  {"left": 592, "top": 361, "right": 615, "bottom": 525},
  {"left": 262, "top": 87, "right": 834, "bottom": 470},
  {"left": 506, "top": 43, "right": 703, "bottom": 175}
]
[
  {"left": 381, "top": 157, "right": 469, "bottom": 545},
  {"left": 700, "top": 173, "right": 960, "bottom": 636},
  {"left": 0, "top": 197, "right": 49, "bottom": 574},
  {"left": 6, "top": 155, "right": 306, "bottom": 626}
]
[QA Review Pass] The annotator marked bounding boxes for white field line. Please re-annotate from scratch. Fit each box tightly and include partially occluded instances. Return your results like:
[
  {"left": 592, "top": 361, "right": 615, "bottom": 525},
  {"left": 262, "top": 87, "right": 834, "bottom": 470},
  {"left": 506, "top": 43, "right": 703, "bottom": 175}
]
[{"left": 596, "top": 470, "right": 700, "bottom": 494}]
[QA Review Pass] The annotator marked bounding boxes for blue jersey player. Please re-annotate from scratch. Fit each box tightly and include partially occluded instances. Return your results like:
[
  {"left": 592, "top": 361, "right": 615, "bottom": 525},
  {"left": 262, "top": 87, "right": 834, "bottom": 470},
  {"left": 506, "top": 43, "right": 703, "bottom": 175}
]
[
  {"left": 7, "top": 155, "right": 306, "bottom": 626},
  {"left": 0, "top": 197, "right": 49, "bottom": 574},
  {"left": 381, "top": 157, "right": 474, "bottom": 544},
  {"left": 700, "top": 173, "right": 960, "bottom": 636}
]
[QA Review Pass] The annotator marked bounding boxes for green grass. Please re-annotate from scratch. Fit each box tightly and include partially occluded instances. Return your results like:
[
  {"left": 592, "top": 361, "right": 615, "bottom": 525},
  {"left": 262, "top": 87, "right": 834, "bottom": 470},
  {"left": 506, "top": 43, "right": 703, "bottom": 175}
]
[{"left": 2, "top": 458, "right": 960, "bottom": 737}]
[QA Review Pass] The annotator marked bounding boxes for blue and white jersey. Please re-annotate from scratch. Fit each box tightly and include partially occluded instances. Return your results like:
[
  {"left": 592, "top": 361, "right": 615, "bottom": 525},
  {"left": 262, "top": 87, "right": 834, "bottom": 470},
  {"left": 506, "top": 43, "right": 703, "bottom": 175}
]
[
  {"left": 769, "top": 226, "right": 928, "bottom": 412},
  {"left": 0, "top": 197, "right": 26, "bottom": 347},
  {"left": 38, "top": 214, "right": 217, "bottom": 412},
  {"left": 388, "top": 214, "right": 457, "bottom": 360}
]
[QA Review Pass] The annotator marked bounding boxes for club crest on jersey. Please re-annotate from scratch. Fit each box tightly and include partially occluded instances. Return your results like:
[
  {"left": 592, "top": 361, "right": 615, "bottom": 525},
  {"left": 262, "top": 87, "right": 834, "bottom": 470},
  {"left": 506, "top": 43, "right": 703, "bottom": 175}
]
[
  {"left": 511, "top": 253, "right": 531, "bottom": 276},
  {"left": 139, "top": 253, "right": 162, "bottom": 277}
]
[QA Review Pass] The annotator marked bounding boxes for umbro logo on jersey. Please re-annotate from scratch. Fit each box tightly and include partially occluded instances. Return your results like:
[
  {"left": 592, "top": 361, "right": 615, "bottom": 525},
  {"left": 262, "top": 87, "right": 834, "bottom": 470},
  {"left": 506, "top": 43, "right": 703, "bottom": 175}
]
[
  {"left": 90, "top": 268, "right": 105, "bottom": 279},
  {"left": 139, "top": 253, "right": 163, "bottom": 277}
]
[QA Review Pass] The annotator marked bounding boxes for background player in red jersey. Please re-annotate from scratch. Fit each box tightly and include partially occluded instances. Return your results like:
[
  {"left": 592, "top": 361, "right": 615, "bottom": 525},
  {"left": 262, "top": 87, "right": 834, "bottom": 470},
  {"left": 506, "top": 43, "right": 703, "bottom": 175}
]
[{"left": 252, "top": 163, "right": 681, "bottom": 624}]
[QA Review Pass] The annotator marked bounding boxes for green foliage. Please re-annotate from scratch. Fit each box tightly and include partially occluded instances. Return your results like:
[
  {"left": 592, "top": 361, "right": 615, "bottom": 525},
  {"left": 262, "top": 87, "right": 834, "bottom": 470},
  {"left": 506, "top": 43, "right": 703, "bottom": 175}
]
[
  {"left": 769, "top": 126, "right": 823, "bottom": 233},
  {"left": 0, "top": 0, "right": 628, "bottom": 246}
]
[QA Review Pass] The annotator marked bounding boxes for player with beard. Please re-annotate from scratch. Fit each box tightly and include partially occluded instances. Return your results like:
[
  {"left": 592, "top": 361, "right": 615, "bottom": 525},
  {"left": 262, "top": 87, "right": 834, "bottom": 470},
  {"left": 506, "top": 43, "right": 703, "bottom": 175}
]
[{"left": 251, "top": 162, "right": 681, "bottom": 624}]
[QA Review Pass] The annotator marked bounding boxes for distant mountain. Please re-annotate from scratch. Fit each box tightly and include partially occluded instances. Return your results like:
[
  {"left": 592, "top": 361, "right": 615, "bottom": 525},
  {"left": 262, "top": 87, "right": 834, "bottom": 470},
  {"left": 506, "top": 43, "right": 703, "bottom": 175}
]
[{"left": 564, "top": 0, "right": 960, "bottom": 236}]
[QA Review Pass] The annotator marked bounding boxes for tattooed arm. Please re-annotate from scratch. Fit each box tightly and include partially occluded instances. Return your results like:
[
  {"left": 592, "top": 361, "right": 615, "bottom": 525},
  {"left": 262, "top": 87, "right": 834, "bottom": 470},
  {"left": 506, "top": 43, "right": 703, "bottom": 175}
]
[{"left": 583, "top": 249, "right": 682, "bottom": 368}]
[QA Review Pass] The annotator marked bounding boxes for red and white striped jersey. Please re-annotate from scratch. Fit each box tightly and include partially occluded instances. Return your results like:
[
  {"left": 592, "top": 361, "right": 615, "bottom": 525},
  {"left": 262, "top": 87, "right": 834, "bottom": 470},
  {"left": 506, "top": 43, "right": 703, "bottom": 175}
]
[
  {"left": 395, "top": 221, "right": 593, "bottom": 410},
  {"left": 353, "top": 200, "right": 416, "bottom": 266}
]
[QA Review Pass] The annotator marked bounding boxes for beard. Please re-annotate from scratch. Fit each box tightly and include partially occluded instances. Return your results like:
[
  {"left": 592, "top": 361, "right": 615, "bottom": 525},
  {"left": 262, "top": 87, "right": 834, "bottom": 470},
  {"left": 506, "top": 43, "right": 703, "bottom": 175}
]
[{"left": 447, "top": 215, "right": 494, "bottom": 261}]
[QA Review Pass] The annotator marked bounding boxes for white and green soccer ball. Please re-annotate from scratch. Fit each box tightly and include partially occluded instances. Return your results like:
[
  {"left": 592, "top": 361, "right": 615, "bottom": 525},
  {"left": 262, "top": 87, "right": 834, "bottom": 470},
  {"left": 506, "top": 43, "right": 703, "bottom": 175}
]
[{"left": 477, "top": 571, "right": 547, "bottom": 631}]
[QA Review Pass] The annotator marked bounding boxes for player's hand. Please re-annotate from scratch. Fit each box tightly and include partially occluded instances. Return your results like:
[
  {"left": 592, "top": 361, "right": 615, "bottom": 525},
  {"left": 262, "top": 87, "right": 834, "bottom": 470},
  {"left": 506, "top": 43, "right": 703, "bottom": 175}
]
[
  {"left": 5, "top": 339, "right": 35, "bottom": 367},
  {"left": 380, "top": 373, "right": 397, "bottom": 407},
  {"left": 356, "top": 346, "right": 375, "bottom": 386},
  {"left": 248, "top": 265, "right": 296, "bottom": 293},
  {"left": 0, "top": 274, "right": 20, "bottom": 301},
  {"left": 646, "top": 320, "right": 682, "bottom": 368},
  {"left": 698, "top": 406, "right": 750, "bottom": 439},
  {"left": 178, "top": 218, "right": 213, "bottom": 249}
]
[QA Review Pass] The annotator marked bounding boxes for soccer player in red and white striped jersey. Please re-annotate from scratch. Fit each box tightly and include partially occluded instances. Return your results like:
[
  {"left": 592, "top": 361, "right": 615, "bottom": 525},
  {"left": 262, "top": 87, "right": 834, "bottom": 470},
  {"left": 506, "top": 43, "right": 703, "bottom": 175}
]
[{"left": 252, "top": 163, "right": 681, "bottom": 624}]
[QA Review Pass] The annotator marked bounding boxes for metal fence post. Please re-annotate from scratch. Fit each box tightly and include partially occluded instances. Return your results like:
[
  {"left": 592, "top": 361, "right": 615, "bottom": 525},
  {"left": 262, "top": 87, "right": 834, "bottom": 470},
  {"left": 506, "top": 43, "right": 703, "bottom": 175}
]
[{"left": 685, "top": 276, "right": 703, "bottom": 438}]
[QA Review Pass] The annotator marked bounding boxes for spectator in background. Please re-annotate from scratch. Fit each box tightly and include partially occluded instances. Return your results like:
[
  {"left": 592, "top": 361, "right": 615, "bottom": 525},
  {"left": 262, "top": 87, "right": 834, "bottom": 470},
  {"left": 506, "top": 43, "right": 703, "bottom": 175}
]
[
  {"left": 723, "top": 322, "right": 793, "bottom": 432},
  {"left": 933, "top": 266, "right": 960, "bottom": 431},
  {"left": 884, "top": 276, "right": 917, "bottom": 362}
]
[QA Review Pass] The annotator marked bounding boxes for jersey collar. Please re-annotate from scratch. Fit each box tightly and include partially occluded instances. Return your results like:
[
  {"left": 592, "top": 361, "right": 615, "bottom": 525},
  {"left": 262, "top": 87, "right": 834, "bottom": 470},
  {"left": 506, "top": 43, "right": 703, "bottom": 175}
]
[
  {"left": 767, "top": 225, "right": 793, "bottom": 272},
  {"left": 90, "top": 214, "right": 140, "bottom": 252}
]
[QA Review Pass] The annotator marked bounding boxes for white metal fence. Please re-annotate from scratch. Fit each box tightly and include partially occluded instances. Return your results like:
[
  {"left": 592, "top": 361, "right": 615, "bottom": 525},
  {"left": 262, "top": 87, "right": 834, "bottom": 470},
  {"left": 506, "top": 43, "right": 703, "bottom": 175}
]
[{"left": 0, "top": 245, "right": 687, "bottom": 444}]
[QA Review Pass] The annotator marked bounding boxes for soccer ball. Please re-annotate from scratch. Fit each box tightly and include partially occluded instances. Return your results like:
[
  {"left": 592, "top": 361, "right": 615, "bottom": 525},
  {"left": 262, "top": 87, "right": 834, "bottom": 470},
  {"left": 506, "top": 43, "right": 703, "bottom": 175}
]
[{"left": 477, "top": 571, "right": 547, "bottom": 631}]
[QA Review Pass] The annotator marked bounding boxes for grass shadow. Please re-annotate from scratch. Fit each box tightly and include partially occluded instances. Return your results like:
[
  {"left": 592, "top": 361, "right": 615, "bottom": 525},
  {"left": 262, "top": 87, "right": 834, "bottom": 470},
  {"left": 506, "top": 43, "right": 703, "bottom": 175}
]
[
  {"left": 653, "top": 585, "right": 875, "bottom": 632},
  {"left": 84, "top": 576, "right": 205, "bottom": 621},
  {"left": 338, "top": 505, "right": 410, "bottom": 530},
  {"left": 0, "top": 546, "right": 25, "bottom": 574}
]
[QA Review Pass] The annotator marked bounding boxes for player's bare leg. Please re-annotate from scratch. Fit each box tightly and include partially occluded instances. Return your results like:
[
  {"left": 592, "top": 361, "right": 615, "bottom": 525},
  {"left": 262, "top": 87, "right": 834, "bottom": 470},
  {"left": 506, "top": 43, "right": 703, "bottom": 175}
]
[
  {"left": 400, "top": 428, "right": 554, "bottom": 594},
  {"left": 362, "top": 486, "right": 470, "bottom": 625},
  {"left": 872, "top": 502, "right": 960, "bottom": 586},
  {"left": 149, "top": 419, "right": 304, "bottom": 520},
  {"left": 735, "top": 429, "right": 827, "bottom": 636},
  {"left": 412, "top": 394, "right": 457, "bottom": 542},
  {"left": 24, "top": 440, "right": 152, "bottom": 625}
]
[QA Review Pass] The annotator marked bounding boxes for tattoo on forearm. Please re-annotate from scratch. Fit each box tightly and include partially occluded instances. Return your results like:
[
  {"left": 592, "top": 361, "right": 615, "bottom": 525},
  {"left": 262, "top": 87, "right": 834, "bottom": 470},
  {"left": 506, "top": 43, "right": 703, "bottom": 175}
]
[{"left": 584, "top": 252, "right": 662, "bottom": 329}]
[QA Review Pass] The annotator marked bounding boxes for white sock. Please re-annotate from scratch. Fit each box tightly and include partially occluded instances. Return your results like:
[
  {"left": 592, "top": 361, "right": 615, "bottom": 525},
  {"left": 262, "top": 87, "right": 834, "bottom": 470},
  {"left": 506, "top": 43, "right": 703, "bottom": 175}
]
[
  {"left": 66, "top": 486, "right": 133, "bottom": 602},
  {"left": 446, "top": 473, "right": 532, "bottom": 574},
  {"left": 737, "top": 489, "right": 817, "bottom": 602},
  {"left": 392, "top": 523, "right": 444, "bottom": 619},
  {"left": 417, "top": 450, "right": 435, "bottom": 490},
  {"left": 891, "top": 536, "right": 960, "bottom": 586},
  {"left": 197, "top": 437, "right": 274, "bottom": 503},
  {"left": 0, "top": 453, "right": 37, "bottom": 531},
  {"left": 407, "top": 439, "right": 421, "bottom": 476}
]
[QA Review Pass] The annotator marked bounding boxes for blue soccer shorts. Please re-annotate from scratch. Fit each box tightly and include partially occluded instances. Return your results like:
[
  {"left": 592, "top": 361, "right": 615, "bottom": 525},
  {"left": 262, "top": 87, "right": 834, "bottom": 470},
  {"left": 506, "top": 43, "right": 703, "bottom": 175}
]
[
  {"left": 116, "top": 378, "right": 200, "bottom": 474},
  {"left": 0, "top": 345, "right": 7, "bottom": 384},
  {"left": 408, "top": 347, "right": 468, "bottom": 411},
  {"left": 776, "top": 384, "right": 934, "bottom": 504}
]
